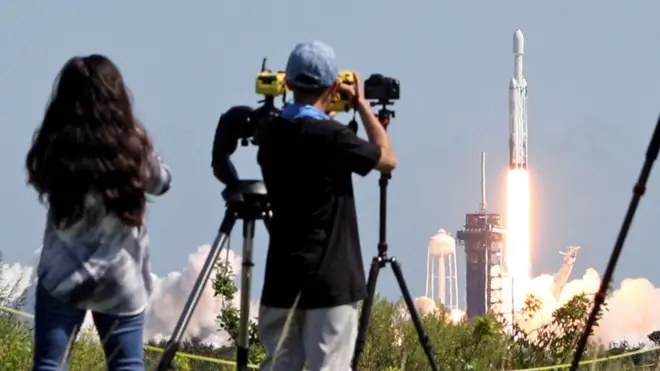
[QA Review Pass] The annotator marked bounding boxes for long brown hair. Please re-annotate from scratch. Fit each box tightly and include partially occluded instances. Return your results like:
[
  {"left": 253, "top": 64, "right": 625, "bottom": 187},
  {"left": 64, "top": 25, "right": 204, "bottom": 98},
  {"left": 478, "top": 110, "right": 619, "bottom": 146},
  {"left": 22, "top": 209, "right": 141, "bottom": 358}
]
[{"left": 26, "top": 54, "right": 154, "bottom": 228}]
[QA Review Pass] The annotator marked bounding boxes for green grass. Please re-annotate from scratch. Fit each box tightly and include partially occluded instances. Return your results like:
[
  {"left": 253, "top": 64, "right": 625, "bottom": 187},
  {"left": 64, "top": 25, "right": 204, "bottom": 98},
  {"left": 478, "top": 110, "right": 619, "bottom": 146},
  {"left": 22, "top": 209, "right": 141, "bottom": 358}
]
[
  {"left": 2, "top": 251, "right": 658, "bottom": 371},
  {"left": 1, "top": 300, "right": 656, "bottom": 371}
]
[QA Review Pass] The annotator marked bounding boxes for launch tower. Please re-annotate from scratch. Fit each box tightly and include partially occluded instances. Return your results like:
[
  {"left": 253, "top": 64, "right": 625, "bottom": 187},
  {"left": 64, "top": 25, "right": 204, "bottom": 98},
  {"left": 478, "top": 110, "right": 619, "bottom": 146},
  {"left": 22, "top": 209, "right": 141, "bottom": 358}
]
[{"left": 456, "top": 153, "right": 505, "bottom": 318}]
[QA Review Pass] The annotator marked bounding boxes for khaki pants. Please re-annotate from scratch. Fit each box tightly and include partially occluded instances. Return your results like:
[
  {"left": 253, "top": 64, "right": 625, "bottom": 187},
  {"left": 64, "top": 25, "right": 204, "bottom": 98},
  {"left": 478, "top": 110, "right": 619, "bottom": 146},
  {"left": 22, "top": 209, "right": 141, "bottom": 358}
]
[{"left": 258, "top": 302, "right": 358, "bottom": 371}]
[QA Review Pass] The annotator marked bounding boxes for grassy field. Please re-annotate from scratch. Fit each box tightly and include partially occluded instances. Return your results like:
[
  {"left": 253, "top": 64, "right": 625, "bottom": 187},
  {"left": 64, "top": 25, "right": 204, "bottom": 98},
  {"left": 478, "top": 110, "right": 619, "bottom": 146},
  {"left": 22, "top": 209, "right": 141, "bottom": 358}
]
[
  {"left": 1, "top": 301, "right": 657, "bottom": 370},
  {"left": 2, "top": 252, "right": 658, "bottom": 370}
]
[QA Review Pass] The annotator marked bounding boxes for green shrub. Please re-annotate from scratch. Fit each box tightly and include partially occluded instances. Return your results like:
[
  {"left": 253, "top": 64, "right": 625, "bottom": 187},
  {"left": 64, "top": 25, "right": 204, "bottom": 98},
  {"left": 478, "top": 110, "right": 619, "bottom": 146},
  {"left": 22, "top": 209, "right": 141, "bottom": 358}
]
[
  {"left": 0, "top": 313, "right": 32, "bottom": 370},
  {"left": 1, "top": 250, "right": 656, "bottom": 370}
]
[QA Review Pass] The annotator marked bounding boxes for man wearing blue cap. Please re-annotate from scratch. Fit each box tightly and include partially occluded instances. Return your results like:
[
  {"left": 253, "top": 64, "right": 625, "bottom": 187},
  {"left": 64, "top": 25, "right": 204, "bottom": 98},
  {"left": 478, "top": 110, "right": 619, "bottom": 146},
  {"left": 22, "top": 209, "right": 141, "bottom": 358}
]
[{"left": 256, "top": 41, "right": 397, "bottom": 370}]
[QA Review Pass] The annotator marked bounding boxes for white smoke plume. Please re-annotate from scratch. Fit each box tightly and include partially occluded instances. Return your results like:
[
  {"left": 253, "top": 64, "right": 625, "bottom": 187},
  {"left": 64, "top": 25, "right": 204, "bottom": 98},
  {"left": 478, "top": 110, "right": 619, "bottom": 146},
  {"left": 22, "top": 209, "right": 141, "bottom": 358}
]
[
  {"left": 414, "top": 266, "right": 660, "bottom": 346},
  {"left": 0, "top": 262, "right": 34, "bottom": 300},
  {"left": 0, "top": 245, "right": 259, "bottom": 347},
  {"left": 413, "top": 296, "right": 465, "bottom": 324},
  {"left": 519, "top": 268, "right": 660, "bottom": 345},
  {"left": 5, "top": 247, "right": 660, "bottom": 347}
]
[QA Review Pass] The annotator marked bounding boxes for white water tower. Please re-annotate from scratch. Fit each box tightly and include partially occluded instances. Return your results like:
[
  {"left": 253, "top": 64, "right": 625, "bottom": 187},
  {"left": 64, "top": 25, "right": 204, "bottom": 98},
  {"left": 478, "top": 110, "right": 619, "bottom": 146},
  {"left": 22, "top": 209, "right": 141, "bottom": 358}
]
[{"left": 426, "top": 229, "right": 459, "bottom": 310}]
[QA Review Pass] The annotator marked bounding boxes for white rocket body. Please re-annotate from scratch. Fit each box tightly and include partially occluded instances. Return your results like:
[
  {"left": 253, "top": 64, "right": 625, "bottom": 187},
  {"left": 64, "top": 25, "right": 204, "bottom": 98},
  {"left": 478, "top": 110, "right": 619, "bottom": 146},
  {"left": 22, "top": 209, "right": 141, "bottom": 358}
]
[{"left": 509, "top": 29, "right": 528, "bottom": 170}]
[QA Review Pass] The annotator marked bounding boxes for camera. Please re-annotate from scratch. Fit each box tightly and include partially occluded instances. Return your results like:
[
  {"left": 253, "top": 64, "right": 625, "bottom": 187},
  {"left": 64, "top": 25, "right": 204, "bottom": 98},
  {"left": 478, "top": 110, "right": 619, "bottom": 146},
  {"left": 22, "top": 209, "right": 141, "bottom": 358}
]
[{"left": 364, "top": 74, "right": 400, "bottom": 102}]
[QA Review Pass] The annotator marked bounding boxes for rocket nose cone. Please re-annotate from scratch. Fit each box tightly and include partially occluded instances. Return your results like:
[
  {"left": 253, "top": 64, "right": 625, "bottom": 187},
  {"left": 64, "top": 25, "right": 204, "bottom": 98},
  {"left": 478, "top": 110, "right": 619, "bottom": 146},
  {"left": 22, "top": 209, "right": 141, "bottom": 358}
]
[{"left": 514, "top": 29, "right": 524, "bottom": 54}]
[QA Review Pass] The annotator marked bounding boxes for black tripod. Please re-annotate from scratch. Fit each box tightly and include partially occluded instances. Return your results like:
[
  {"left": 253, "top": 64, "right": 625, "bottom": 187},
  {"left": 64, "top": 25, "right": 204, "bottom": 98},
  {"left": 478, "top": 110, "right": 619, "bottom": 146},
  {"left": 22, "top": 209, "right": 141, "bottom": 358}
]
[
  {"left": 351, "top": 104, "right": 440, "bottom": 371},
  {"left": 568, "top": 117, "right": 660, "bottom": 370},
  {"left": 156, "top": 180, "right": 270, "bottom": 371}
]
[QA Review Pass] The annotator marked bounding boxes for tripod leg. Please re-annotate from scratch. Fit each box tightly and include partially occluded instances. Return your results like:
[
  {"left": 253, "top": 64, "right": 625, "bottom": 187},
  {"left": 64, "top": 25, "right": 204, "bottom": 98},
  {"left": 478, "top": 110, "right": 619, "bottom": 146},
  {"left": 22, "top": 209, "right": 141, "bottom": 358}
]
[
  {"left": 390, "top": 258, "right": 440, "bottom": 371},
  {"left": 351, "top": 257, "right": 382, "bottom": 370},
  {"left": 156, "top": 209, "right": 237, "bottom": 371},
  {"left": 237, "top": 219, "right": 256, "bottom": 371}
]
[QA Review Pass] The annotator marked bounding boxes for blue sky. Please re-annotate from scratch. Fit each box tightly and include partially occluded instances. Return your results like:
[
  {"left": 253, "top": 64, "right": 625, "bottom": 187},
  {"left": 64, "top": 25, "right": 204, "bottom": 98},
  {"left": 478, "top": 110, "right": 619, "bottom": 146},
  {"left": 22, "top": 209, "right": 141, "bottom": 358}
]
[{"left": 2, "top": 1, "right": 660, "bottom": 305}]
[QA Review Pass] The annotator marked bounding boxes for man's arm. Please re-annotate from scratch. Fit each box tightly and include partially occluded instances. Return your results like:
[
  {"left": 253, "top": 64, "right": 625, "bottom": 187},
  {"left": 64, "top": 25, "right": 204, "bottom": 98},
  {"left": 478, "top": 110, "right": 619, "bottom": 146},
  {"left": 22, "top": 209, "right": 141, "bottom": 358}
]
[
  {"left": 336, "top": 72, "right": 397, "bottom": 173},
  {"left": 334, "top": 124, "right": 382, "bottom": 177},
  {"left": 355, "top": 99, "right": 397, "bottom": 173}
]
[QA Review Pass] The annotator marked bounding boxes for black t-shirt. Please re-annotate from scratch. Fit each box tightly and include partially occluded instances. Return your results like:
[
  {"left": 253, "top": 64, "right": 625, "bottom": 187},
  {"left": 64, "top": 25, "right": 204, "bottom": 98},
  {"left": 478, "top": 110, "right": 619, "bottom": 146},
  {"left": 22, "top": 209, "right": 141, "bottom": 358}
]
[{"left": 257, "top": 116, "right": 381, "bottom": 309}]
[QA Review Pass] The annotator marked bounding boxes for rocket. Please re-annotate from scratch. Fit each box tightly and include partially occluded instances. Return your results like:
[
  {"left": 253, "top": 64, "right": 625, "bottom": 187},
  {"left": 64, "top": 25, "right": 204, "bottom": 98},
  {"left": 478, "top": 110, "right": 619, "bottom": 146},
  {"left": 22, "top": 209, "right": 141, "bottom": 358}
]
[{"left": 509, "top": 29, "right": 528, "bottom": 170}]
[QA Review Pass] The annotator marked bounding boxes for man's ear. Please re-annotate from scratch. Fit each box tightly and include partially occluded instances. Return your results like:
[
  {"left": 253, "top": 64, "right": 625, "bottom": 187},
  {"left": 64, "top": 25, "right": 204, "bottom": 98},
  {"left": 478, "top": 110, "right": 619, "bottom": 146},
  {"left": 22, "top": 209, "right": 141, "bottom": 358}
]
[
  {"left": 327, "top": 81, "right": 339, "bottom": 94},
  {"left": 321, "top": 81, "right": 339, "bottom": 103},
  {"left": 319, "top": 82, "right": 338, "bottom": 104}
]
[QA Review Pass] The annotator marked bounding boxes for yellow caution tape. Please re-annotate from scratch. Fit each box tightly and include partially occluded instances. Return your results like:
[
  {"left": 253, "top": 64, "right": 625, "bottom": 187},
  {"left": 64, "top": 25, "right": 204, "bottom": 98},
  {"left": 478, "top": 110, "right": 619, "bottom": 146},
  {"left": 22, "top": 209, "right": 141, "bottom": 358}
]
[{"left": 508, "top": 344, "right": 660, "bottom": 371}]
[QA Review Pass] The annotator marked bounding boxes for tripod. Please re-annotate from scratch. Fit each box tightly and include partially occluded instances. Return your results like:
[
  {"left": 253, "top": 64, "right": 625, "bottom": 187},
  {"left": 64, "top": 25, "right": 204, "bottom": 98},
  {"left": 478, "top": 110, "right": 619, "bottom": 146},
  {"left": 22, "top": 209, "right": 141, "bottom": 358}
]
[
  {"left": 351, "top": 104, "right": 440, "bottom": 371},
  {"left": 568, "top": 117, "right": 660, "bottom": 370},
  {"left": 156, "top": 180, "right": 270, "bottom": 371}
]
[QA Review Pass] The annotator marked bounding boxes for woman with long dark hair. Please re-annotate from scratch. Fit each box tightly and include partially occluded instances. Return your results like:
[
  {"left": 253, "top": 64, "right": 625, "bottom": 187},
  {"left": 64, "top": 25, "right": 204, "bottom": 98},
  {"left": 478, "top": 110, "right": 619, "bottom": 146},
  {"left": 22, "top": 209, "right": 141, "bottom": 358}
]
[{"left": 26, "top": 54, "right": 171, "bottom": 371}]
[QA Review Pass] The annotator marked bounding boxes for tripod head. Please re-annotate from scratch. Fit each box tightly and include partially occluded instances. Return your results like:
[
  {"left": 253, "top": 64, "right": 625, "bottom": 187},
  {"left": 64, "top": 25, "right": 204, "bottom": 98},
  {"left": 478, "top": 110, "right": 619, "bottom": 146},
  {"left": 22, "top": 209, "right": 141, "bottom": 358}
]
[
  {"left": 222, "top": 179, "right": 271, "bottom": 223},
  {"left": 222, "top": 180, "right": 268, "bottom": 208},
  {"left": 370, "top": 98, "right": 396, "bottom": 129}
]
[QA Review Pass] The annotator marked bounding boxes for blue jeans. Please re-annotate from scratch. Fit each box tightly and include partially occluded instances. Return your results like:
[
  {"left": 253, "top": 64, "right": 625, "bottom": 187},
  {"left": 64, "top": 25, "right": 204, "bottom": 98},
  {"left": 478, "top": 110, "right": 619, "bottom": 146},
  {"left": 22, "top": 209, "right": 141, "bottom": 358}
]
[{"left": 33, "top": 283, "right": 145, "bottom": 371}]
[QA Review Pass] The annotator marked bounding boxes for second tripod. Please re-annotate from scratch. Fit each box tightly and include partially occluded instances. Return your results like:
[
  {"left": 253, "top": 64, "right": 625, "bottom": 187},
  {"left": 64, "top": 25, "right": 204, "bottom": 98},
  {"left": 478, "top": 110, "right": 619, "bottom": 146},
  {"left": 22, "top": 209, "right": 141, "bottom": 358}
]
[
  {"left": 156, "top": 180, "right": 270, "bottom": 371},
  {"left": 351, "top": 104, "right": 440, "bottom": 371}
]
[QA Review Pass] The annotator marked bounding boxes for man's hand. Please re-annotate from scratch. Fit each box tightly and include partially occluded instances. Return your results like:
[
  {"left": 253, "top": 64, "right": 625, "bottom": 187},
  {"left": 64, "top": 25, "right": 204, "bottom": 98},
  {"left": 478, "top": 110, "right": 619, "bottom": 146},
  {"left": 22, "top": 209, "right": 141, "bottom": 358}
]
[
  {"left": 336, "top": 71, "right": 397, "bottom": 173},
  {"left": 337, "top": 72, "right": 366, "bottom": 107}
]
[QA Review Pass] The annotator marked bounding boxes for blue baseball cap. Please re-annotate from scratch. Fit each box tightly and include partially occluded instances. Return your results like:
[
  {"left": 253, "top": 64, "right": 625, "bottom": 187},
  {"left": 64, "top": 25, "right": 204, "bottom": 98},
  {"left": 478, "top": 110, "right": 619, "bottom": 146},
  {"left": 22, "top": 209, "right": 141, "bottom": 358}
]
[{"left": 285, "top": 41, "right": 339, "bottom": 89}]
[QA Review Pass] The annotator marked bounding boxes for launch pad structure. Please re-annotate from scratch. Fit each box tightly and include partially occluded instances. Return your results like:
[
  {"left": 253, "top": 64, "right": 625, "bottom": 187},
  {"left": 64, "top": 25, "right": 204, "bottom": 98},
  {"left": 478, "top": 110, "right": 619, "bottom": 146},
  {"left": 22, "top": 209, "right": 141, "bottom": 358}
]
[{"left": 456, "top": 153, "right": 506, "bottom": 319}]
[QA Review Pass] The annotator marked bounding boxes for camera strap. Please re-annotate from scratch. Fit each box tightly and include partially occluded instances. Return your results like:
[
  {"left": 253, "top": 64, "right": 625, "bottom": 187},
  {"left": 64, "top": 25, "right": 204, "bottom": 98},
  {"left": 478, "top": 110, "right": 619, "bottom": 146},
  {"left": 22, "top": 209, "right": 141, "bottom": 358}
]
[
  {"left": 348, "top": 110, "right": 358, "bottom": 134},
  {"left": 347, "top": 75, "right": 359, "bottom": 133}
]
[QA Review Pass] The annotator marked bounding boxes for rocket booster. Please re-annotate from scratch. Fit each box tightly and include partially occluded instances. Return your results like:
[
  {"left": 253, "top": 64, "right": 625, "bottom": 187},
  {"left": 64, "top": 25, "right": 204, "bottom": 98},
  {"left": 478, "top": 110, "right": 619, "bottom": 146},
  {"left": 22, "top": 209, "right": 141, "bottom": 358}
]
[{"left": 509, "top": 29, "right": 528, "bottom": 170}]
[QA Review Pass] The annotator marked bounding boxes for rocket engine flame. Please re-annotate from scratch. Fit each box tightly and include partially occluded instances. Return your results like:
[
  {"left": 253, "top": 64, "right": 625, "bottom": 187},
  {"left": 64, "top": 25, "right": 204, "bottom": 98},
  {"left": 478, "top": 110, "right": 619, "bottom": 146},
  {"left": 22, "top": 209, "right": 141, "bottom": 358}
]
[{"left": 505, "top": 168, "right": 532, "bottom": 310}]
